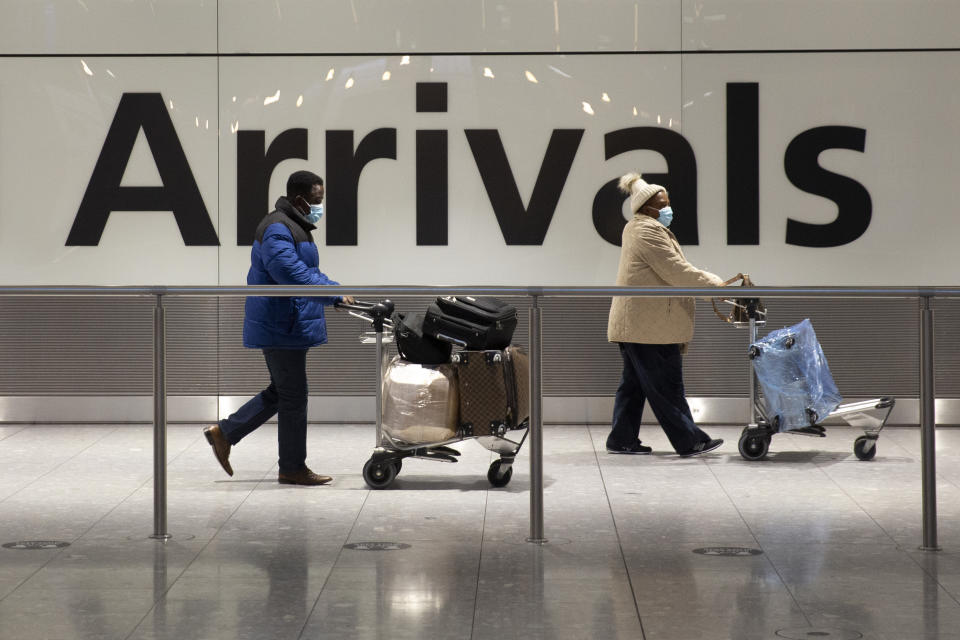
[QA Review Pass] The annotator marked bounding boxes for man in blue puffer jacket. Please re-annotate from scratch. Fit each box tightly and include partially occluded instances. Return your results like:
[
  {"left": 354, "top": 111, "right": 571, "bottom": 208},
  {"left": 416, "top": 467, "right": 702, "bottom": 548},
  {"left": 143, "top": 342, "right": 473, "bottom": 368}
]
[{"left": 202, "top": 170, "right": 353, "bottom": 486}]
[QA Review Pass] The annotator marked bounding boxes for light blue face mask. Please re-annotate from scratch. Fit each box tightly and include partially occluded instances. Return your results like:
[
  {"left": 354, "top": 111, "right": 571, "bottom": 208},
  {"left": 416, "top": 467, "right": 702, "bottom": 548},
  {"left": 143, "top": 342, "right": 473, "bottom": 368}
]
[
  {"left": 657, "top": 206, "right": 674, "bottom": 228},
  {"left": 306, "top": 203, "right": 323, "bottom": 224}
]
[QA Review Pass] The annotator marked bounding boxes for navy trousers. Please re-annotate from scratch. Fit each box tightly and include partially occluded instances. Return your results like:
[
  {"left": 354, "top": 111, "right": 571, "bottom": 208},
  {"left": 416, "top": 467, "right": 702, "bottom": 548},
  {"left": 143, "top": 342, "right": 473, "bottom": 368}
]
[
  {"left": 609, "top": 342, "right": 710, "bottom": 454},
  {"left": 219, "top": 348, "right": 309, "bottom": 474}
]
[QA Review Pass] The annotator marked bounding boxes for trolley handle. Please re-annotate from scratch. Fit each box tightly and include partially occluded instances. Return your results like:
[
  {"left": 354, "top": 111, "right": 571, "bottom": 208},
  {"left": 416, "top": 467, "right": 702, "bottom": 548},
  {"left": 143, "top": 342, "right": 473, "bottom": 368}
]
[
  {"left": 335, "top": 299, "right": 395, "bottom": 332},
  {"left": 335, "top": 298, "right": 394, "bottom": 315},
  {"left": 712, "top": 273, "right": 767, "bottom": 326}
]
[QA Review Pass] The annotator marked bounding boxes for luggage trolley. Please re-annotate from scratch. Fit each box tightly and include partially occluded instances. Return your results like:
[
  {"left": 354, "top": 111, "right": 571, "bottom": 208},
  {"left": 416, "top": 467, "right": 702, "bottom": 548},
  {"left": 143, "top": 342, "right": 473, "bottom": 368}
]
[
  {"left": 715, "top": 290, "right": 896, "bottom": 462},
  {"left": 336, "top": 299, "right": 529, "bottom": 489}
]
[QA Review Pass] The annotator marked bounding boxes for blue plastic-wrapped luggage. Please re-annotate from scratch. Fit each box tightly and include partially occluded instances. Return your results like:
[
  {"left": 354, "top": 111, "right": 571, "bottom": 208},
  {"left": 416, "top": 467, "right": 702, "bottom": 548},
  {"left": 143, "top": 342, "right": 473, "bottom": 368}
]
[{"left": 750, "top": 318, "right": 842, "bottom": 432}]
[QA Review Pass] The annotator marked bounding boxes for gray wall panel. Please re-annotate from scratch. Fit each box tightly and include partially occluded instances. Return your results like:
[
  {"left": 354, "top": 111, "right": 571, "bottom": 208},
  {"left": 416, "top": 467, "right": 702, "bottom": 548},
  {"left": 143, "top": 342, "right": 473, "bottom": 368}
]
[
  {"left": 0, "top": 295, "right": 956, "bottom": 404},
  {"left": 0, "top": 297, "right": 153, "bottom": 395}
]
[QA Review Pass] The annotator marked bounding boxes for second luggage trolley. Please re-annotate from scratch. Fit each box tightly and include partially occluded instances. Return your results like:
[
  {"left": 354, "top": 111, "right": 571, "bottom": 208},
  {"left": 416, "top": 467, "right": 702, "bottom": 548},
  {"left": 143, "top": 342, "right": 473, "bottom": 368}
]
[
  {"left": 721, "top": 294, "right": 896, "bottom": 461},
  {"left": 337, "top": 299, "right": 529, "bottom": 489}
]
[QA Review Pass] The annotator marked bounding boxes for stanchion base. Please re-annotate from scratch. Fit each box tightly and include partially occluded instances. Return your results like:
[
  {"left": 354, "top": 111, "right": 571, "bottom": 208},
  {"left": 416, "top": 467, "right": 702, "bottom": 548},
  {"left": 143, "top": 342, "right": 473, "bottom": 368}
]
[
  {"left": 149, "top": 533, "right": 173, "bottom": 540},
  {"left": 919, "top": 545, "right": 942, "bottom": 552},
  {"left": 526, "top": 537, "right": 549, "bottom": 545}
]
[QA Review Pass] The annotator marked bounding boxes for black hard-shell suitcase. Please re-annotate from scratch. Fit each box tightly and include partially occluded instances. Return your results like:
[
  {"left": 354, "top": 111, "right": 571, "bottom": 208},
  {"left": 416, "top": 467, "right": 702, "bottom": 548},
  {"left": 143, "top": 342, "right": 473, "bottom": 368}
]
[
  {"left": 423, "top": 296, "right": 518, "bottom": 350},
  {"left": 392, "top": 312, "right": 452, "bottom": 365}
]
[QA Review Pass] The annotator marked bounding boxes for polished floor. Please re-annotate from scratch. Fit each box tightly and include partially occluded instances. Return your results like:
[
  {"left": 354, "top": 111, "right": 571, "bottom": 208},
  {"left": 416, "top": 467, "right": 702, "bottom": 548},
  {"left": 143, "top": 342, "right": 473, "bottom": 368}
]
[{"left": 1, "top": 423, "right": 959, "bottom": 640}]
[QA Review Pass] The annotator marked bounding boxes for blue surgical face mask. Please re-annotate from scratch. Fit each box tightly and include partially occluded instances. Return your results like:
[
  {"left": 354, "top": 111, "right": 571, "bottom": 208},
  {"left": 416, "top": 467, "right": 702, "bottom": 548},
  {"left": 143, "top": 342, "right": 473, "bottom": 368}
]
[
  {"left": 657, "top": 206, "right": 674, "bottom": 228},
  {"left": 306, "top": 202, "right": 323, "bottom": 224}
]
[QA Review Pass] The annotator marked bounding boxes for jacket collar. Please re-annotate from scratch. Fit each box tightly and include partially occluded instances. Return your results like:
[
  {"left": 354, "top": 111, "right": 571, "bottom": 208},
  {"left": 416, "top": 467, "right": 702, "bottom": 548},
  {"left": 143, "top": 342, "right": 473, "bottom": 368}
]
[
  {"left": 635, "top": 212, "right": 678, "bottom": 241},
  {"left": 275, "top": 196, "right": 317, "bottom": 232}
]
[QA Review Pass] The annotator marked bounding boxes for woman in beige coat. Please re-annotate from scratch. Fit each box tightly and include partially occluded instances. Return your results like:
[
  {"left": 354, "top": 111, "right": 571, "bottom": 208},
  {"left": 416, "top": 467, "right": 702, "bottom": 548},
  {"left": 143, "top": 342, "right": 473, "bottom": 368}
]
[{"left": 606, "top": 173, "right": 725, "bottom": 456}]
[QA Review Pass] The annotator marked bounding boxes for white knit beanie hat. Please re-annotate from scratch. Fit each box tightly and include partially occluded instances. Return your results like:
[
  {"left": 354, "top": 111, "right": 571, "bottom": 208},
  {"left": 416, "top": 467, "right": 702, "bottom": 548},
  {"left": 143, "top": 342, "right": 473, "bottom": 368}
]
[{"left": 619, "top": 172, "right": 665, "bottom": 214}]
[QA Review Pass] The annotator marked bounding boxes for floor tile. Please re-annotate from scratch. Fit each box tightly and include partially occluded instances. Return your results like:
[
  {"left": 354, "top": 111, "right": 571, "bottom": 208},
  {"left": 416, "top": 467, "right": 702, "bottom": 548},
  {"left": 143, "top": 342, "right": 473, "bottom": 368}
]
[{"left": 2, "top": 424, "right": 960, "bottom": 640}]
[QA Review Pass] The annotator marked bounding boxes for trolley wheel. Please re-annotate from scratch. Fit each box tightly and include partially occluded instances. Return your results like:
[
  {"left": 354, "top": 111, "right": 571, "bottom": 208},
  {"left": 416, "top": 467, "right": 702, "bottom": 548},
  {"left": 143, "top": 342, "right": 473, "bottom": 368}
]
[
  {"left": 738, "top": 431, "right": 770, "bottom": 461},
  {"left": 362, "top": 458, "right": 398, "bottom": 489},
  {"left": 487, "top": 460, "right": 513, "bottom": 488},
  {"left": 393, "top": 460, "right": 403, "bottom": 474},
  {"left": 853, "top": 436, "right": 877, "bottom": 461}
]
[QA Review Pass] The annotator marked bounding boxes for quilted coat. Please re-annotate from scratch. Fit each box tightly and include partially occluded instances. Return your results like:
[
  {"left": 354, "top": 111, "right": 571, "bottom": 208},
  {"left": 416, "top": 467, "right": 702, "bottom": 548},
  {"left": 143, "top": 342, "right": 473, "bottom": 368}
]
[{"left": 607, "top": 214, "right": 724, "bottom": 345}]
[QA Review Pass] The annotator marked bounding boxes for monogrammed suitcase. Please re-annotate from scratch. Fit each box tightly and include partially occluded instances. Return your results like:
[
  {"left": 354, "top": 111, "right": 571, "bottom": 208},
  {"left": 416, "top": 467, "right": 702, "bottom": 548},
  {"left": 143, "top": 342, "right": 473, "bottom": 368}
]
[{"left": 454, "top": 347, "right": 529, "bottom": 437}]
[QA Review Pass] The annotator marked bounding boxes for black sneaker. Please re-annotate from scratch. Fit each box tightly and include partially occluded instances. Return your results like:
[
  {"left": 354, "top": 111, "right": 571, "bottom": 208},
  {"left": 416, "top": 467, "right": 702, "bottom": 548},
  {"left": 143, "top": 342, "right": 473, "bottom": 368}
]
[
  {"left": 679, "top": 438, "right": 724, "bottom": 457},
  {"left": 606, "top": 440, "right": 652, "bottom": 455}
]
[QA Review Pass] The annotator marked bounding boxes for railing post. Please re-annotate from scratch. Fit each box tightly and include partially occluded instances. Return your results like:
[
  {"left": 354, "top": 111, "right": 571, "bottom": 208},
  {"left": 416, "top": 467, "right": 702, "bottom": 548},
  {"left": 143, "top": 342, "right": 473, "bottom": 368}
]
[
  {"left": 919, "top": 295, "right": 940, "bottom": 551},
  {"left": 150, "top": 293, "right": 170, "bottom": 540},
  {"left": 527, "top": 294, "right": 546, "bottom": 543},
  {"left": 375, "top": 325, "right": 384, "bottom": 448}
]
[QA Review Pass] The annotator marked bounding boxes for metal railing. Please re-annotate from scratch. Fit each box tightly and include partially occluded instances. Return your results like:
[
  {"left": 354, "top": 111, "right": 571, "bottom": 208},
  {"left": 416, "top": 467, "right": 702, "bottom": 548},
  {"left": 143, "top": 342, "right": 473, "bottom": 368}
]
[{"left": 0, "top": 284, "right": 952, "bottom": 550}]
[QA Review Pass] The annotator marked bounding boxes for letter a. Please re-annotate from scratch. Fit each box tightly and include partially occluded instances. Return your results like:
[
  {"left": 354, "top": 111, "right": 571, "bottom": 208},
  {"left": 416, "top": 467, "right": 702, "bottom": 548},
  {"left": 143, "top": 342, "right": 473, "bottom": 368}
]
[{"left": 66, "top": 93, "right": 219, "bottom": 246}]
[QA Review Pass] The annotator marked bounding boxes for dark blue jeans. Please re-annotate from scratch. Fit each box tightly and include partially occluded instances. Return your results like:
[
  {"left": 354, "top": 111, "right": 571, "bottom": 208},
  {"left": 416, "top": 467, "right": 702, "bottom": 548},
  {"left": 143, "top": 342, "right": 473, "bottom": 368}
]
[
  {"left": 219, "top": 348, "right": 309, "bottom": 474},
  {"left": 609, "top": 342, "right": 710, "bottom": 454}
]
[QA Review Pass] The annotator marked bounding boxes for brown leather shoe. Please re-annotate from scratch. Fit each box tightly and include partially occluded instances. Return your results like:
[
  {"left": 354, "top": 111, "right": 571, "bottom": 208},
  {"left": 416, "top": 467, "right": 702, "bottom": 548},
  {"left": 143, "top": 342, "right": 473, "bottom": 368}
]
[
  {"left": 203, "top": 425, "right": 233, "bottom": 476},
  {"left": 278, "top": 467, "right": 332, "bottom": 486}
]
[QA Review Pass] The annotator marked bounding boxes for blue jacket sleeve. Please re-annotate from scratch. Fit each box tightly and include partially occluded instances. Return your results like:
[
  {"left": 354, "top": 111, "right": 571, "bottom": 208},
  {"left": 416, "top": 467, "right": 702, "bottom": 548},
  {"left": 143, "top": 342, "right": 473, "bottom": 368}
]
[{"left": 260, "top": 224, "right": 342, "bottom": 305}]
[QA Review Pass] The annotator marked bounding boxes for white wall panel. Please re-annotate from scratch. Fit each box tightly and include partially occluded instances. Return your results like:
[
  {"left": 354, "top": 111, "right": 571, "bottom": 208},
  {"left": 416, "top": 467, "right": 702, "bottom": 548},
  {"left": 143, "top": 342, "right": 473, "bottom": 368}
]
[
  {"left": 0, "top": 58, "right": 219, "bottom": 285},
  {"left": 682, "top": 0, "right": 960, "bottom": 51},
  {"left": 216, "top": 54, "right": 683, "bottom": 286},
  {"left": 4, "top": 52, "right": 960, "bottom": 287},
  {"left": 680, "top": 51, "right": 960, "bottom": 285},
  {"left": 0, "top": 0, "right": 216, "bottom": 55},
  {"left": 219, "top": 0, "right": 679, "bottom": 53}
]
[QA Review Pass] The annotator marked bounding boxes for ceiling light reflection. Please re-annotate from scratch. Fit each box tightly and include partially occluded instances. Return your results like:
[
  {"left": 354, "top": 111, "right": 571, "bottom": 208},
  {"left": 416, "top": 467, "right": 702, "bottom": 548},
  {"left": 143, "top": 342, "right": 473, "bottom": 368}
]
[
  {"left": 389, "top": 591, "right": 444, "bottom": 615},
  {"left": 602, "top": 92, "right": 610, "bottom": 102},
  {"left": 483, "top": 67, "right": 495, "bottom": 79},
  {"left": 633, "top": 106, "right": 638, "bottom": 116},
  {"left": 345, "top": 77, "right": 355, "bottom": 89},
  {"left": 80, "top": 59, "right": 93, "bottom": 76},
  {"left": 582, "top": 101, "right": 594, "bottom": 115},
  {"left": 382, "top": 71, "right": 391, "bottom": 81},
  {"left": 296, "top": 95, "right": 303, "bottom": 107},
  {"left": 400, "top": 55, "right": 410, "bottom": 66},
  {"left": 325, "top": 68, "right": 335, "bottom": 81},
  {"left": 264, "top": 90, "right": 280, "bottom": 106},
  {"left": 525, "top": 70, "right": 538, "bottom": 83}
]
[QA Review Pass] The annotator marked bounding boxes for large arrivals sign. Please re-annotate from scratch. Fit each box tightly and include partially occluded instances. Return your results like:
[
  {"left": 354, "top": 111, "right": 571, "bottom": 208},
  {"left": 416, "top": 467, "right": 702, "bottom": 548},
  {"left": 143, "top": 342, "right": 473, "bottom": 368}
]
[{"left": 0, "top": 53, "right": 956, "bottom": 286}]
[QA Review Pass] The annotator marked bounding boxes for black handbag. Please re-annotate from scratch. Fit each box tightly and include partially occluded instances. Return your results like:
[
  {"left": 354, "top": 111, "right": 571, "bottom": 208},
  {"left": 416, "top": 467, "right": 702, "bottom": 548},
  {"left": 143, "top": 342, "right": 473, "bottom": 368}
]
[
  {"left": 392, "top": 312, "right": 452, "bottom": 365},
  {"left": 712, "top": 273, "right": 766, "bottom": 326}
]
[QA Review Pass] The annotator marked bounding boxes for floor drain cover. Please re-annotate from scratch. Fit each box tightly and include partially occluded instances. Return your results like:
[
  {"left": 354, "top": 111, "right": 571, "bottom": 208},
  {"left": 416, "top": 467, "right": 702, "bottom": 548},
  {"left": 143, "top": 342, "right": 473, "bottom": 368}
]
[
  {"left": 3, "top": 541, "right": 71, "bottom": 550},
  {"left": 776, "top": 628, "right": 862, "bottom": 640},
  {"left": 343, "top": 542, "right": 411, "bottom": 551},
  {"left": 692, "top": 547, "right": 763, "bottom": 556}
]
